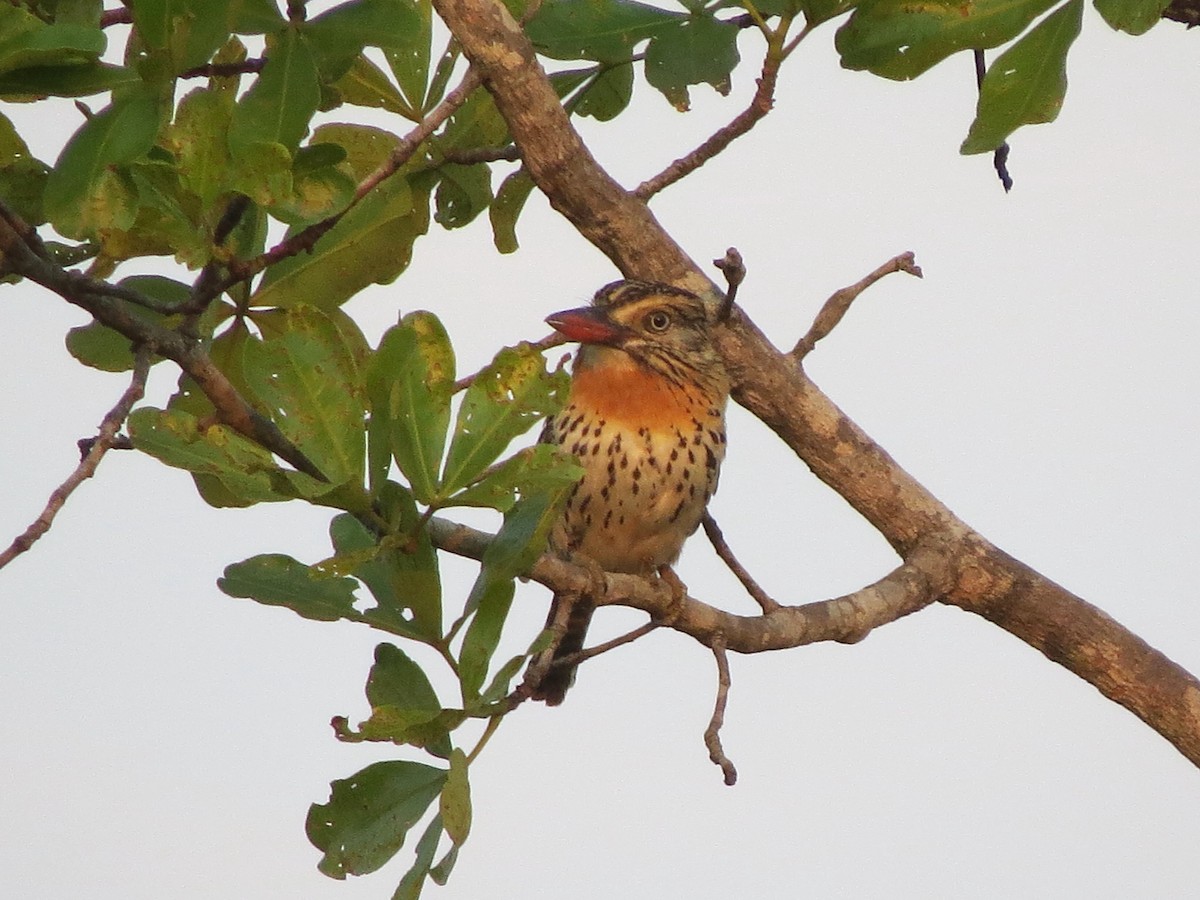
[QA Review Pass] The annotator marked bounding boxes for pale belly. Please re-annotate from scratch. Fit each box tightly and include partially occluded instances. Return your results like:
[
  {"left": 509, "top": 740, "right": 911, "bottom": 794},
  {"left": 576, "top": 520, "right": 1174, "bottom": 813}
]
[{"left": 549, "top": 416, "right": 723, "bottom": 574}]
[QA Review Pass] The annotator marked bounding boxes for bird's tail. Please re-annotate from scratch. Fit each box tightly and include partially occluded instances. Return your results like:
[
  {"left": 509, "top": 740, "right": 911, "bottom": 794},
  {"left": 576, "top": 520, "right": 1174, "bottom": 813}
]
[{"left": 529, "top": 592, "right": 596, "bottom": 706}]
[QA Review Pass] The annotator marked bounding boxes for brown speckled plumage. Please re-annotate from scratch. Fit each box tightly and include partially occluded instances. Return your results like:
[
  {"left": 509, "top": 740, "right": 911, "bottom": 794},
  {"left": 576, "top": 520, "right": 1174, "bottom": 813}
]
[{"left": 530, "top": 281, "right": 729, "bottom": 705}]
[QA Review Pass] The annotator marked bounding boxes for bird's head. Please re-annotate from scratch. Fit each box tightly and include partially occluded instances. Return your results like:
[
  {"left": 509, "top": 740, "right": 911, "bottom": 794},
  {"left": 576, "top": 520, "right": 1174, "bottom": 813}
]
[{"left": 546, "top": 280, "right": 728, "bottom": 397}]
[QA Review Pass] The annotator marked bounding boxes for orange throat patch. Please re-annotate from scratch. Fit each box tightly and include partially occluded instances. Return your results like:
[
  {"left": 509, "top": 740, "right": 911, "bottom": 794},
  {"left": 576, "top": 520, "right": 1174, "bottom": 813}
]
[{"left": 568, "top": 349, "right": 708, "bottom": 428}]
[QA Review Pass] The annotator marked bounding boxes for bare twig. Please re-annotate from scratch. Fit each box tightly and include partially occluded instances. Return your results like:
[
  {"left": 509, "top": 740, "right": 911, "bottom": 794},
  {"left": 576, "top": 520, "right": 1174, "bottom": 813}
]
[
  {"left": 634, "top": 47, "right": 782, "bottom": 200},
  {"left": 441, "top": 145, "right": 521, "bottom": 165},
  {"left": 0, "top": 349, "right": 150, "bottom": 571},
  {"left": 713, "top": 248, "right": 745, "bottom": 323},
  {"left": 702, "top": 512, "right": 778, "bottom": 613},
  {"left": 100, "top": 8, "right": 132, "bottom": 27},
  {"left": 1164, "top": 0, "right": 1200, "bottom": 25},
  {"left": 790, "top": 251, "right": 922, "bottom": 360},
  {"left": 549, "top": 621, "right": 659, "bottom": 671},
  {"left": 180, "top": 58, "right": 266, "bottom": 80},
  {"left": 704, "top": 634, "right": 737, "bottom": 786}
]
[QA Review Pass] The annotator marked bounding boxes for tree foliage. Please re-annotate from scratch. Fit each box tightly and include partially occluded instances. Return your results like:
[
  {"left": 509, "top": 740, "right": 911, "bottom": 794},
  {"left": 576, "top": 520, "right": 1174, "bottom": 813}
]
[{"left": 0, "top": 0, "right": 1194, "bottom": 896}]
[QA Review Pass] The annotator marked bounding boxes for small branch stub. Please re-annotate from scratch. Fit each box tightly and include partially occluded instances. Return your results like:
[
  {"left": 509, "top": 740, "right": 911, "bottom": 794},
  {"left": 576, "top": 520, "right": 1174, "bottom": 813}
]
[
  {"left": 713, "top": 248, "right": 745, "bottom": 322},
  {"left": 791, "top": 251, "right": 922, "bottom": 360}
]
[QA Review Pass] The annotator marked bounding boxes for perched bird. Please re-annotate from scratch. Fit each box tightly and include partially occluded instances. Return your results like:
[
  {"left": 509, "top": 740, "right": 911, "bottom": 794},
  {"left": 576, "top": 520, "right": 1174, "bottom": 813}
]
[{"left": 530, "top": 280, "right": 730, "bottom": 705}]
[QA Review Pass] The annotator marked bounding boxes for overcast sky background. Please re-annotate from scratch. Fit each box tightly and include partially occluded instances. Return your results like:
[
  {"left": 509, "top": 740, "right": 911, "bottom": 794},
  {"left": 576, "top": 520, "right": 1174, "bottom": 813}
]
[{"left": 2, "top": 6, "right": 1199, "bottom": 899}]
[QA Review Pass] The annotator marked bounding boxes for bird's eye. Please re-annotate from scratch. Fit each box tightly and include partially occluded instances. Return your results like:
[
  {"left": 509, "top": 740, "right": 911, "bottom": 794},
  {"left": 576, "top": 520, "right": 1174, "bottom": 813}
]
[{"left": 645, "top": 310, "right": 671, "bottom": 333}]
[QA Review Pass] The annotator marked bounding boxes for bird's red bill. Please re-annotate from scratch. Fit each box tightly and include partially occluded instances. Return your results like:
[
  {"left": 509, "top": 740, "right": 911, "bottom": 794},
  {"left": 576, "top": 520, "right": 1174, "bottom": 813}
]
[{"left": 545, "top": 307, "right": 625, "bottom": 345}]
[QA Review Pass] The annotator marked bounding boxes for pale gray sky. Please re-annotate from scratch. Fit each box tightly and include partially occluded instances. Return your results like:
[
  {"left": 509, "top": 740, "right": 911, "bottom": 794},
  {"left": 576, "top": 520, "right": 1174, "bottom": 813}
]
[{"left": 2, "top": 9, "right": 1198, "bottom": 899}]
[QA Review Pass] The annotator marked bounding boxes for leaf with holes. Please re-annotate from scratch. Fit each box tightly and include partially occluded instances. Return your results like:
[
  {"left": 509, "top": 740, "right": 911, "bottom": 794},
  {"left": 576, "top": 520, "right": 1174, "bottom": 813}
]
[
  {"left": 835, "top": 0, "right": 1060, "bottom": 81},
  {"left": 644, "top": 14, "right": 739, "bottom": 111},
  {"left": 960, "top": 0, "right": 1083, "bottom": 154},
  {"left": 307, "top": 761, "right": 447, "bottom": 878},
  {"left": 440, "top": 346, "right": 569, "bottom": 498}
]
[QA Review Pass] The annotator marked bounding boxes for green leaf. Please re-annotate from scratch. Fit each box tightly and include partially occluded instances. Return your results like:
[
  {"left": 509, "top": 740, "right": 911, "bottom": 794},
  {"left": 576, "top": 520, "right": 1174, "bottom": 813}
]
[
  {"left": 0, "top": 111, "right": 49, "bottom": 224},
  {"left": 384, "top": 0, "right": 433, "bottom": 111},
  {"left": 0, "top": 61, "right": 135, "bottom": 99},
  {"left": 354, "top": 643, "right": 459, "bottom": 756},
  {"left": 961, "top": 0, "right": 1083, "bottom": 154},
  {"left": 367, "top": 312, "right": 455, "bottom": 505},
  {"left": 0, "top": 5, "right": 105, "bottom": 77},
  {"left": 428, "top": 843, "right": 459, "bottom": 886},
  {"left": 439, "top": 749, "right": 471, "bottom": 846},
  {"left": 393, "top": 813, "right": 444, "bottom": 899},
  {"left": 572, "top": 62, "right": 633, "bottom": 121},
  {"left": 345, "top": 706, "right": 466, "bottom": 756},
  {"left": 1094, "top": 0, "right": 1170, "bottom": 33},
  {"left": 439, "top": 88, "right": 508, "bottom": 152},
  {"left": 440, "top": 345, "right": 569, "bottom": 497},
  {"left": 333, "top": 53, "right": 413, "bottom": 116},
  {"left": 249, "top": 172, "right": 428, "bottom": 309},
  {"left": 129, "top": 407, "right": 299, "bottom": 507},
  {"left": 310, "top": 122, "right": 401, "bottom": 180},
  {"left": 274, "top": 149, "right": 357, "bottom": 226},
  {"left": 229, "top": 26, "right": 320, "bottom": 157},
  {"left": 525, "top": 0, "right": 684, "bottom": 63},
  {"left": 130, "top": 0, "right": 233, "bottom": 72},
  {"left": 166, "top": 86, "right": 235, "bottom": 210},
  {"left": 433, "top": 162, "right": 492, "bottom": 229},
  {"left": 644, "top": 15, "right": 739, "bottom": 111},
  {"left": 458, "top": 489, "right": 567, "bottom": 698},
  {"left": 478, "top": 653, "right": 529, "bottom": 705},
  {"left": 241, "top": 305, "right": 366, "bottom": 489},
  {"left": 835, "top": 0, "right": 1060, "bottom": 80},
  {"left": 304, "top": 0, "right": 424, "bottom": 81},
  {"left": 799, "top": 0, "right": 858, "bottom": 26},
  {"left": 126, "top": 159, "right": 212, "bottom": 266},
  {"left": 328, "top": 497, "right": 443, "bottom": 640},
  {"left": 307, "top": 761, "right": 447, "bottom": 878},
  {"left": 489, "top": 168, "right": 536, "bottom": 254},
  {"left": 219, "top": 553, "right": 363, "bottom": 621},
  {"left": 445, "top": 444, "right": 583, "bottom": 512},
  {"left": 42, "top": 85, "right": 162, "bottom": 238},
  {"left": 458, "top": 575, "right": 514, "bottom": 700},
  {"left": 367, "top": 643, "right": 442, "bottom": 709},
  {"left": 233, "top": 0, "right": 287, "bottom": 33}
]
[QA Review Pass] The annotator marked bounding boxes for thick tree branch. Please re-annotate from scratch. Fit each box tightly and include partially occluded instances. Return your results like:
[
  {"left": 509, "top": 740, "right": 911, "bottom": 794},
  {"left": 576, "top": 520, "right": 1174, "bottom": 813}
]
[
  {"left": 432, "top": 0, "right": 1200, "bottom": 769},
  {"left": 427, "top": 517, "right": 952, "bottom": 652},
  {"left": 431, "top": 0, "right": 698, "bottom": 287}
]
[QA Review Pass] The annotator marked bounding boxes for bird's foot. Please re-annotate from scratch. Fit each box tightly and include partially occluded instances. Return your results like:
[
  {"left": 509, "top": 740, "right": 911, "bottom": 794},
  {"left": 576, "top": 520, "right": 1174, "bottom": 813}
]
[{"left": 656, "top": 565, "right": 689, "bottom": 624}]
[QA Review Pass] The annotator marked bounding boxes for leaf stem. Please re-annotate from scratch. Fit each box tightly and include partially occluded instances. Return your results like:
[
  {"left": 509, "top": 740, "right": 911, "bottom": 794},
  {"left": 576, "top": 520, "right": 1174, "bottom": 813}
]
[{"left": 466, "top": 714, "right": 504, "bottom": 765}]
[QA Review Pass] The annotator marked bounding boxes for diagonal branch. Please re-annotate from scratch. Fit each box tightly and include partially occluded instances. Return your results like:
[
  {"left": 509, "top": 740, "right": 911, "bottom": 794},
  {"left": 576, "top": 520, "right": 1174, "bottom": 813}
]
[
  {"left": 432, "top": 0, "right": 1200, "bottom": 770},
  {"left": 0, "top": 349, "right": 150, "bottom": 571},
  {"left": 634, "top": 38, "right": 783, "bottom": 200}
]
